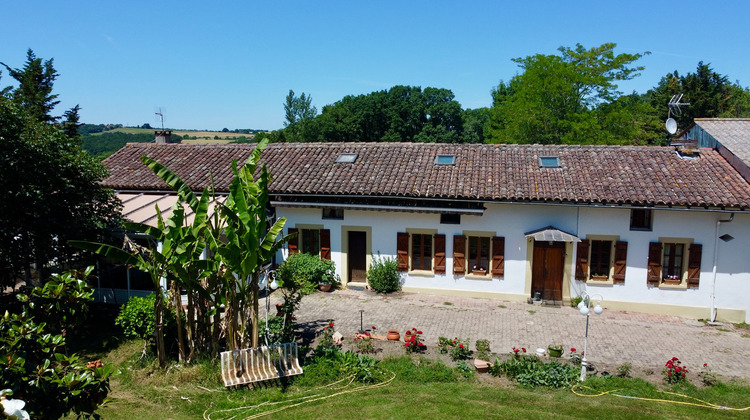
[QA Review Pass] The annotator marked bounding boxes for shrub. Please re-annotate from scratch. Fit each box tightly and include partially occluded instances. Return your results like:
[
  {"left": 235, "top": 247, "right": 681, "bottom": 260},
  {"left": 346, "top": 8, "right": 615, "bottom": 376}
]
[
  {"left": 515, "top": 361, "right": 579, "bottom": 389},
  {"left": 616, "top": 362, "right": 632, "bottom": 378},
  {"left": 663, "top": 357, "right": 689, "bottom": 385},
  {"left": 570, "top": 296, "right": 583, "bottom": 308},
  {"left": 475, "top": 339, "right": 491, "bottom": 361},
  {"left": 354, "top": 334, "right": 375, "bottom": 354},
  {"left": 437, "top": 336, "right": 453, "bottom": 354},
  {"left": 404, "top": 328, "right": 425, "bottom": 353},
  {"left": 455, "top": 360, "right": 474, "bottom": 380},
  {"left": 277, "top": 252, "right": 337, "bottom": 296},
  {"left": 450, "top": 338, "right": 471, "bottom": 361},
  {"left": 367, "top": 254, "right": 401, "bottom": 293},
  {"left": 115, "top": 293, "right": 174, "bottom": 341},
  {"left": 699, "top": 363, "right": 718, "bottom": 386},
  {"left": 0, "top": 267, "right": 115, "bottom": 419}
]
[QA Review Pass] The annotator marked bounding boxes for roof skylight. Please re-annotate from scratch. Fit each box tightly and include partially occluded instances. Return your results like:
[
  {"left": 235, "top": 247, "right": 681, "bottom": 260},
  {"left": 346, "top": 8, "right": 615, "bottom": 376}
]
[
  {"left": 336, "top": 153, "right": 358, "bottom": 163},
  {"left": 435, "top": 154, "right": 456, "bottom": 165},
  {"left": 539, "top": 156, "right": 560, "bottom": 168}
]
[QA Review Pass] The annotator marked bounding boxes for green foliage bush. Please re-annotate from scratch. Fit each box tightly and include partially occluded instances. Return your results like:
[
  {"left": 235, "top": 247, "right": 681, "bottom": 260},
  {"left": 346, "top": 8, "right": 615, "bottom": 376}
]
[
  {"left": 491, "top": 350, "right": 579, "bottom": 389},
  {"left": 115, "top": 293, "right": 174, "bottom": 340},
  {"left": 277, "top": 252, "right": 337, "bottom": 296},
  {"left": 367, "top": 254, "right": 401, "bottom": 293},
  {"left": 0, "top": 267, "right": 114, "bottom": 419}
]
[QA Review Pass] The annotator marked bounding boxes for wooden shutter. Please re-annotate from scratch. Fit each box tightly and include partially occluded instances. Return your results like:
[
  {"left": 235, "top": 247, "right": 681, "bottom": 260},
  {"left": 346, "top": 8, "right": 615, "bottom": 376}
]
[
  {"left": 575, "top": 240, "right": 589, "bottom": 280},
  {"left": 434, "top": 234, "right": 446, "bottom": 274},
  {"left": 613, "top": 241, "right": 628, "bottom": 284},
  {"left": 288, "top": 228, "right": 298, "bottom": 254},
  {"left": 687, "top": 243, "right": 702, "bottom": 288},
  {"left": 320, "top": 229, "right": 331, "bottom": 260},
  {"left": 453, "top": 235, "right": 466, "bottom": 275},
  {"left": 397, "top": 232, "right": 409, "bottom": 272},
  {"left": 647, "top": 242, "right": 662, "bottom": 286},
  {"left": 491, "top": 236, "right": 505, "bottom": 277}
]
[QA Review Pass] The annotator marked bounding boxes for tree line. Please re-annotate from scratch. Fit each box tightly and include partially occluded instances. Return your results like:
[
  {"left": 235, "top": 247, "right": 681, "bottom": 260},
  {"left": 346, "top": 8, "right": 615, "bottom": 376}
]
[{"left": 269, "top": 43, "right": 750, "bottom": 145}]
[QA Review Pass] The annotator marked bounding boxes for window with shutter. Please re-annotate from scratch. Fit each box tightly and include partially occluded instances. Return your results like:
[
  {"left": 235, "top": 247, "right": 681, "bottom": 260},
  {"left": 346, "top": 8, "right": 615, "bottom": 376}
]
[
  {"left": 613, "top": 241, "right": 628, "bottom": 284},
  {"left": 647, "top": 242, "right": 662, "bottom": 286},
  {"left": 288, "top": 228, "right": 299, "bottom": 254},
  {"left": 397, "top": 232, "right": 409, "bottom": 272},
  {"left": 453, "top": 235, "right": 466, "bottom": 275},
  {"left": 491, "top": 236, "right": 504, "bottom": 277},
  {"left": 320, "top": 229, "right": 331, "bottom": 260},
  {"left": 687, "top": 243, "right": 702, "bottom": 287},
  {"left": 411, "top": 233, "right": 433, "bottom": 270},
  {"left": 575, "top": 240, "right": 589, "bottom": 280},
  {"left": 434, "top": 234, "right": 446, "bottom": 274}
]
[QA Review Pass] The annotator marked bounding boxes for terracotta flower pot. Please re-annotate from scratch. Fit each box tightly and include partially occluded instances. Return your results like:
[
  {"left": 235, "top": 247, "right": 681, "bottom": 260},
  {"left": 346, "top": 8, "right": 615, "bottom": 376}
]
[
  {"left": 319, "top": 283, "right": 332, "bottom": 292},
  {"left": 387, "top": 330, "right": 400, "bottom": 341}
]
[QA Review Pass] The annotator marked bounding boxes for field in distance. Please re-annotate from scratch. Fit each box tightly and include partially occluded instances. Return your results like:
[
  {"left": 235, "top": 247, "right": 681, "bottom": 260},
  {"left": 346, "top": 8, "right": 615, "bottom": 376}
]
[{"left": 91, "top": 127, "right": 260, "bottom": 144}]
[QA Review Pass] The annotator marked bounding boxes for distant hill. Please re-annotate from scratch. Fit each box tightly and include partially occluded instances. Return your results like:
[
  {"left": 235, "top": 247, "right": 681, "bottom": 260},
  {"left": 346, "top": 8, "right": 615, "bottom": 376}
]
[{"left": 80, "top": 125, "right": 266, "bottom": 158}]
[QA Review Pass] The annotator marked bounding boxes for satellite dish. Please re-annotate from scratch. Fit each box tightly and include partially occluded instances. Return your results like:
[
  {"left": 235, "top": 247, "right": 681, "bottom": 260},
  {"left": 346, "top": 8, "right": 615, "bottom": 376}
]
[{"left": 665, "top": 118, "right": 678, "bottom": 135}]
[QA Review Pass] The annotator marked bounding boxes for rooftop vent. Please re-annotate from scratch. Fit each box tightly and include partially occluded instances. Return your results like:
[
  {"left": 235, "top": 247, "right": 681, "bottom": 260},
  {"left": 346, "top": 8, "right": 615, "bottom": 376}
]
[
  {"left": 539, "top": 156, "right": 560, "bottom": 168},
  {"left": 336, "top": 153, "right": 358, "bottom": 163},
  {"left": 435, "top": 154, "right": 456, "bottom": 165}
]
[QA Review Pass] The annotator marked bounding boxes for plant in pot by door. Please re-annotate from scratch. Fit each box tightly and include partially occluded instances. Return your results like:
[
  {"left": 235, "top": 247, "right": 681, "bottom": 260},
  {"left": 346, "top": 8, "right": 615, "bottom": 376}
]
[
  {"left": 548, "top": 344, "right": 564, "bottom": 358},
  {"left": 318, "top": 282, "right": 332, "bottom": 292}
]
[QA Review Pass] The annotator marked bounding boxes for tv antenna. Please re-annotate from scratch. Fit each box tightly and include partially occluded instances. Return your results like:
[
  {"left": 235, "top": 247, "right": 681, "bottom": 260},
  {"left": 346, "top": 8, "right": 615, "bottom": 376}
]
[
  {"left": 155, "top": 107, "right": 165, "bottom": 130},
  {"left": 665, "top": 94, "right": 690, "bottom": 135}
]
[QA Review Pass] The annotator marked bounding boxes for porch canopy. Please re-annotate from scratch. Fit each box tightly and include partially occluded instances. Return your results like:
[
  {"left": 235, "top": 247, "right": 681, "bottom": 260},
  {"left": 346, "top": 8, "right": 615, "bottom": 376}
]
[{"left": 524, "top": 226, "right": 581, "bottom": 243}]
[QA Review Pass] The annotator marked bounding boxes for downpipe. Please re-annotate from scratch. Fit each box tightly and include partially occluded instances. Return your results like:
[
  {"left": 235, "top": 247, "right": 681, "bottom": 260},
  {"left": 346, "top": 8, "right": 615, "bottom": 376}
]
[{"left": 711, "top": 213, "right": 734, "bottom": 322}]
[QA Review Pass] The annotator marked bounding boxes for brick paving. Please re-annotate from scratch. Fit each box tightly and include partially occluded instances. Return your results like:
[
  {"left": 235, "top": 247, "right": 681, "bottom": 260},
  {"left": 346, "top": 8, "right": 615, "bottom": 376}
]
[{"left": 281, "top": 289, "right": 750, "bottom": 381}]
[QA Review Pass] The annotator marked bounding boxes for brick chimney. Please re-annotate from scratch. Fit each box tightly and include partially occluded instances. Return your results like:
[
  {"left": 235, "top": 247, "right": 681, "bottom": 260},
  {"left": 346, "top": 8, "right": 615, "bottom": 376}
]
[{"left": 154, "top": 130, "right": 173, "bottom": 143}]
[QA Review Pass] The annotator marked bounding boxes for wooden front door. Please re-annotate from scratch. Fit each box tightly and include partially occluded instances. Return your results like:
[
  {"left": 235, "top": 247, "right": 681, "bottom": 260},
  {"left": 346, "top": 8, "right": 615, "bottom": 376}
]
[
  {"left": 531, "top": 242, "right": 565, "bottom": 301},
  {"left": 348, "top": 231, "right": 367, "bottom": 283}
]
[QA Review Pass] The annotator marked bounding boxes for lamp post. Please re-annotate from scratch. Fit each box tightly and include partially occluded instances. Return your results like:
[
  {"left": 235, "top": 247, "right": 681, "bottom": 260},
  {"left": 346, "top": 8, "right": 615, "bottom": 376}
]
[
  {"left": 259, "top": 265, "right": 279, "bottom": 346},
  {"left": 577, "top": 293, "right": 603, "bottom": 381}
]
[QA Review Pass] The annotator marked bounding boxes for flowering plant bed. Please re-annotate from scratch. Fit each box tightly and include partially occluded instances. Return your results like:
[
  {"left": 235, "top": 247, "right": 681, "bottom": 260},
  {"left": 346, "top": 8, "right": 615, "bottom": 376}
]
[
  {"left": 404, "top": 328, "right": 425, "bottom": 353},
  {"left": 664, "top": 356, "right": 689, "bottom": 384}
]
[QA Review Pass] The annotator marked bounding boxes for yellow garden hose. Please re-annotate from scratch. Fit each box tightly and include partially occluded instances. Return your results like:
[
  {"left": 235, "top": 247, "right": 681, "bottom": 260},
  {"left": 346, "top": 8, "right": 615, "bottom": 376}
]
[{"left": 572, "top": 384, "right": 750, "bottom": 411}]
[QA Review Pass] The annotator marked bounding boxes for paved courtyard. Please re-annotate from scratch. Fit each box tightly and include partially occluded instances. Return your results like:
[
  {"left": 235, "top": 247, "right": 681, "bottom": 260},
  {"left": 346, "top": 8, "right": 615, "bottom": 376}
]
[{"left": 285, "top": 288, "right": 750, "bottom": 381}]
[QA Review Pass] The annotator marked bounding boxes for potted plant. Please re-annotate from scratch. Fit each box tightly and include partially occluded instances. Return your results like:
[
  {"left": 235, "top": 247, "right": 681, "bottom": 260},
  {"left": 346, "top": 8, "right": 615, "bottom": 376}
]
[
  {"left": 471, "top": 265, "right": 487, "bottom": 276},
  {"left": 387, "top": 330, "right": 401, "bottom": 341},
  {"left": 590, "top": 273, "right": 608, "bottom": 281},
  {"left": 663, "top": 274, "right": 681, "bottom": 285},
  {"left": 547, "top": 344, "right": 563, "bottom": 358},
  {"left": 319, "top": 282, "right": 332, "bottom": 292},
  {"left": 474, "top": 338, "right": 492, "bottom": 373}
]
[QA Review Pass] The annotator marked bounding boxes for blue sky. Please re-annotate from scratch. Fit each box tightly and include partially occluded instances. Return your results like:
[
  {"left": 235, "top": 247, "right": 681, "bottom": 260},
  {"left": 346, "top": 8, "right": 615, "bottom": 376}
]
[{"left": 3, "top": 1, "right": 749, "bottom": 131}]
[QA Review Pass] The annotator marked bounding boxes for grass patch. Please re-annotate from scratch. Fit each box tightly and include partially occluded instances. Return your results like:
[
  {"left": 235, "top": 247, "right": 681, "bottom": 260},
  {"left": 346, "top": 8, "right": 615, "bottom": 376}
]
[
  {"left": 443, "top": 301, "right": 453, "bottom": 306},
  {"left": 498, "top": 305, "right": 507, "bottom": 309},
  {"left": 734, "top": 322, "right": 749, "bottom": 330},
  {"left": 718, "top": 328, "right": 731, "bottom": 332},
  {"left": 528, "top": 310, "right": 536, "bottom": 315}
]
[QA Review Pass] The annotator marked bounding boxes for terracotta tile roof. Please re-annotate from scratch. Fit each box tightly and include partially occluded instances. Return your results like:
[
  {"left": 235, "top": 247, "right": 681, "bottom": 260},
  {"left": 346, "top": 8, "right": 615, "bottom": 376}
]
[
  {"left": 693, "top": 118, "right": 750, "bottom": 165},
  {"left": 102, "top": 142, "right": 750, "bottom": 209}
]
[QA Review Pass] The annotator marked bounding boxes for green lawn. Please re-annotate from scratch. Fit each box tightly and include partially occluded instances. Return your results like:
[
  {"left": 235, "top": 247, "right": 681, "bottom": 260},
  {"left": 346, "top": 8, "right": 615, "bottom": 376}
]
[{"left": 81, "top": 341, "right": 750, "bottom": 420}]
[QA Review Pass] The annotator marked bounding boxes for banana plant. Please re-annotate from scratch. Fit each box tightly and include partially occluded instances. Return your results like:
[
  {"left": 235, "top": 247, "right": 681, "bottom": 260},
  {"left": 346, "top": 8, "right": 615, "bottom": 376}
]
[
  {"left": 215, "top": 139, "right": 293, "bottom": 350},
  {"left": 69, "top": 202, "right": 186, "bottom": 368}
]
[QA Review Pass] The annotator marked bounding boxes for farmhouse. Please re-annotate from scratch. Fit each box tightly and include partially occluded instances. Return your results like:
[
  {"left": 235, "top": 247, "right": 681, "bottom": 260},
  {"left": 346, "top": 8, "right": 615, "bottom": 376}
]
[{"left": 102, "top": 136, "right": 750, "bottom": 323}]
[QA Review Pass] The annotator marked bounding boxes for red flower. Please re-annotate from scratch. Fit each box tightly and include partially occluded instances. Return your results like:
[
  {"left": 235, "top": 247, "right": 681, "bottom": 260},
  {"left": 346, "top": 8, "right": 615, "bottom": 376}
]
[
  {"left": 668, "top": 371, "right": 672, "bottom": 376},
  {"left": 329, "top": 322, "right": 334, "bottom": 327},
  {"left": 412, "top": 328, "right": 417, "bottom": 331},
  {"left": 513, "top": 349, "right": 519, "bottom": 353},
  {"left": 581, "top": 351, "right": 584, "bottom": 356},
  {"left": 417, "top": 331, "right": 423, "bottom": 334},
  {"left": 419, "top": 342, "right": 424, "bottom": 346},
  {"left": 704, "top": 363, "right": 708, "bottom": 367},
  {"left": 405, "top": 343, "right": 409, "bottom": 347},
  {"left": 672, "top": 357, "right": 679, "bottom": 361},
  {"left": 682, "top": 373, "right": 686, "bottom": 377},
  {"left": 570, "top": 348, "right": 576, "bottom": 353},
  {"left": 522, "top": 348, "right": 526, "bottom": 352},
  {"left": 459, "top": 344, "right": 464, "bottom": 348}
]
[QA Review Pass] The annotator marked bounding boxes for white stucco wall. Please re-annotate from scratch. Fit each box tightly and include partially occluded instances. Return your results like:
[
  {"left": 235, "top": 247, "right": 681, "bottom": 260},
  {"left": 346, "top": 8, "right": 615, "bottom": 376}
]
[{"left": 276, "top": 204, "right": 750, "bottom": 323}]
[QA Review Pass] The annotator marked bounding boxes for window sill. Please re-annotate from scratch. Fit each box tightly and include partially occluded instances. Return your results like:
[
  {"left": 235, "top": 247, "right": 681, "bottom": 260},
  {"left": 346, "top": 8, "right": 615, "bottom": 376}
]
[
  {"left": 586, "top": 277, "right": 614, "bottom": 285},
  {"left": 465, "top": 273, "right": 492, "bottom": 281},
  {"left": 408, "top": 270, "right": 435, "bottom": 277},
  {"left": 658, "top": 282, "right": 687, "bottom": 290}
]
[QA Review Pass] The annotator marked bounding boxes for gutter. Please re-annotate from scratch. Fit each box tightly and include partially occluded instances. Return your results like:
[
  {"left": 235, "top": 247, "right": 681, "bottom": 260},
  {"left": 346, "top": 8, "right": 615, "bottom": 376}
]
[{"left": 711, "top": 213, "right": 735, "bottom": 322}]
